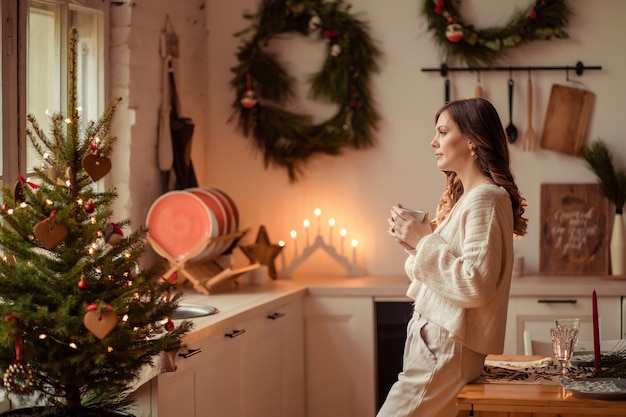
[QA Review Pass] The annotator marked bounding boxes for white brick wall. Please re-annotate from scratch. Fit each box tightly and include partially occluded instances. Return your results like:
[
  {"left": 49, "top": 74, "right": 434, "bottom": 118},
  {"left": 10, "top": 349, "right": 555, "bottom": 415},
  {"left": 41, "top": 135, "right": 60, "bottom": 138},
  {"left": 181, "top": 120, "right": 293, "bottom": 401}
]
[{"left": 109, "top": 0, "right": 208, "bottom": 237}]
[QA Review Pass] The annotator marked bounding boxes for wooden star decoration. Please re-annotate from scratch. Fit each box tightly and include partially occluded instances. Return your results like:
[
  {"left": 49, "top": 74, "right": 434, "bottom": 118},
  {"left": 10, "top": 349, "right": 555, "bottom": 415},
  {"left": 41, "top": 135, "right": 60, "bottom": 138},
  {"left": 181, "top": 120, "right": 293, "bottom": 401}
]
[{"left": 239, "top": 225, "right": 283, "bottom": 279}]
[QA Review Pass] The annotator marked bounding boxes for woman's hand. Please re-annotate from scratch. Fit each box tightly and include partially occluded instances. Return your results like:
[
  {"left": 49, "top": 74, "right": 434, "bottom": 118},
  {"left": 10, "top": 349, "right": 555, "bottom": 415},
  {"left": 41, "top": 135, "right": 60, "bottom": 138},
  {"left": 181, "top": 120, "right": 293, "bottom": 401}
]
[{"left": 387, "top": 204, "right": 431, "bottom": 250}]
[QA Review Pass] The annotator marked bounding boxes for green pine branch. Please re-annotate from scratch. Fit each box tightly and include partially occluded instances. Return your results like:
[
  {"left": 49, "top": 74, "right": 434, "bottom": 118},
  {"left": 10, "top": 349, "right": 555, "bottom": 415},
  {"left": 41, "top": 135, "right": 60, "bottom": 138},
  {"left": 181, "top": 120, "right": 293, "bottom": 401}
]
[{"left": 581, "top": 139, "right": 626, "bottom": 213}]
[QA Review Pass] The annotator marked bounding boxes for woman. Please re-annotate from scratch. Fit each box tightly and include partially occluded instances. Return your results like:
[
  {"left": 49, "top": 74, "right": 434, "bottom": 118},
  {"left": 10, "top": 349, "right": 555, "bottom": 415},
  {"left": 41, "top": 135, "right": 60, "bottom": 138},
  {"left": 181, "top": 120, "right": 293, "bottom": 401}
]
[{"left": 378, "top": 98, "right": 528, "bottom": 417}]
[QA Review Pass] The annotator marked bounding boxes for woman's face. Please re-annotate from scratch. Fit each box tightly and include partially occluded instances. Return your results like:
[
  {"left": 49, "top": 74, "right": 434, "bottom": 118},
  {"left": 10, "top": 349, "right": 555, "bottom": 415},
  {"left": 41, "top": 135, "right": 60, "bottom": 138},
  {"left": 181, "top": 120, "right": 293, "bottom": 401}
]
[{"left": 431, "top": 110, "right": 472, "bottom": 173}]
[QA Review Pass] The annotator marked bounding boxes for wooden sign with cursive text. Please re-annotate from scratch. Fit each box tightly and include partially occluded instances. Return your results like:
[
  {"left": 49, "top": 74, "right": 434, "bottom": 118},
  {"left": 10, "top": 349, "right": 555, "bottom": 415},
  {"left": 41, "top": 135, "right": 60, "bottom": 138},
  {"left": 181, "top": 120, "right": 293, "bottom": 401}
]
[{"left": 540, "top": 183, "right": 609, "bottom": 275}]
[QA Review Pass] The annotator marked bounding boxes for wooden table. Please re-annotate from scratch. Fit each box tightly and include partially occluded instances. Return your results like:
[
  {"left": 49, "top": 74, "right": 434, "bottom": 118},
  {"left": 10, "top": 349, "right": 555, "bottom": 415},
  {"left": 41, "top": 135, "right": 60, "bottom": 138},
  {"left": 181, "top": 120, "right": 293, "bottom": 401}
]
[{"left": 456, "top": 355, "right": 626, "bottom": 417}]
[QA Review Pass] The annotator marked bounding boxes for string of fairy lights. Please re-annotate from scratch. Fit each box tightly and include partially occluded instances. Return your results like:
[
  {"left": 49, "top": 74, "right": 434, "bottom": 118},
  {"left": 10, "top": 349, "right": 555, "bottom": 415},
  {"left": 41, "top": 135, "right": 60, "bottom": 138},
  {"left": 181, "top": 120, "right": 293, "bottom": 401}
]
[{"left": 0, "top": 113, "right": 177, "bottom": 357}]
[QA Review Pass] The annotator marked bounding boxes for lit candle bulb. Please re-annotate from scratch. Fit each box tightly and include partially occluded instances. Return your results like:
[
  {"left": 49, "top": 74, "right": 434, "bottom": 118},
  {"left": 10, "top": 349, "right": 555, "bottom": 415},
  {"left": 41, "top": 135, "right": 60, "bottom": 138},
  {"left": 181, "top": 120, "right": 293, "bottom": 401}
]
[
  {"left": 314, "top": 208, "right": 322, "bottom": 236},
  {"left": 303, "top": 219, "right": 310, "bottom": 246},
  {"left": 340, "top": 228, "right": 347, "bottom": 255},
  {"left": 290, "top": 230, "right": 298, "bottom": 257},
  {"left": 328, "top": 218, "right": 336, "bottom": 246},
  {"left": 351, "top": 239, "right": 358, "bottom": 264},
  {"left": 278, "top": 240, "right": 286, "bottom": 269}
]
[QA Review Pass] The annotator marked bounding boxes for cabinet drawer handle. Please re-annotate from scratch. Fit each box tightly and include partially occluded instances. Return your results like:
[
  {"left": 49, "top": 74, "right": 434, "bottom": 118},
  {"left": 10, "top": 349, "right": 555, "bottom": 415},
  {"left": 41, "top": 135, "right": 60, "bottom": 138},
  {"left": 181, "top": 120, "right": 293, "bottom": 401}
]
[
  {"left": 225, "top": 329, "right": 246, "bottom": 338},
  {"left": 267, "top": 312, "right": 286, "bottom": 320},
  {"left": 178, "top": 348, "right": 202, "bottom": 358},
  {"left": 537, "top": 299, "right": 577, "bottom": 304}
]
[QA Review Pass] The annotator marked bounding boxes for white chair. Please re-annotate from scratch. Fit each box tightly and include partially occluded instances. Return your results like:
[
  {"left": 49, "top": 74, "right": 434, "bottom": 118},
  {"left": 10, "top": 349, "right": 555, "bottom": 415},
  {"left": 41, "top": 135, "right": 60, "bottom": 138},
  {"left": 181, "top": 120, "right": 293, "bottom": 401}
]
[
  {"left": 523, "top": 330, "right": 553, "bottom": 356},
  {"left": 576, "top": 339, "right": 626, "bottom": 353}
]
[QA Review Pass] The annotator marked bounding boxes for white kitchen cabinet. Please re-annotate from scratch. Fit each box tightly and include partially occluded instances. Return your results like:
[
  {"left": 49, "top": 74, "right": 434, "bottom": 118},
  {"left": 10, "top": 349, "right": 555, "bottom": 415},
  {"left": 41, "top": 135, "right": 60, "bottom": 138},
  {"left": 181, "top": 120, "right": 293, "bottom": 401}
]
[
  {"left": 504, "top": 295, "right": 622, "bottom": 354},
  {"left": 153, "top": 293, "right": 305, "bottom": 417},
  {"left": 304, "top": 296, "right": 376, "bottom": 417},
  {"left": 240, "top": 296, "right": 305, "bottom": 417}
]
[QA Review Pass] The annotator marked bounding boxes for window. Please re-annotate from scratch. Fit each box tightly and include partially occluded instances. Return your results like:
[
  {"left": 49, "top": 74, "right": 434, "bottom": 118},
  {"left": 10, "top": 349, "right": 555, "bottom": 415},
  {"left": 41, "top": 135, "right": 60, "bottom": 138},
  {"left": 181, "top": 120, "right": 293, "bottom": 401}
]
[{"left": 1, "top": 0, "right": 109, "bottom": 185}]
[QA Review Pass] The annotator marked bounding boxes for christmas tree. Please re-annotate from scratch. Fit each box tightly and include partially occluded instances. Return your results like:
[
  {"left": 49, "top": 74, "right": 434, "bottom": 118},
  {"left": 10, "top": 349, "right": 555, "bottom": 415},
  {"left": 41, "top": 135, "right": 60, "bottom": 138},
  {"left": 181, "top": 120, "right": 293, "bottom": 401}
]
[{"left": 0, "top": 28, "right": 191, "bottom": 416}]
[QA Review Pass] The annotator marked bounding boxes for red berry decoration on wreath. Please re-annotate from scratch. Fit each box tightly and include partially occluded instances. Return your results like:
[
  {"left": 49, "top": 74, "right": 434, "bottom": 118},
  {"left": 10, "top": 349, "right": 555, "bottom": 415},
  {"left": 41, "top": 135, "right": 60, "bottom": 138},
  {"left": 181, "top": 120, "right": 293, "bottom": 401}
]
[
  {"left": 3, "top": 315, "right": 36, "bottom": 395},
  {"left": 434, "top": 0, "right": 444, "bottom": 15}
]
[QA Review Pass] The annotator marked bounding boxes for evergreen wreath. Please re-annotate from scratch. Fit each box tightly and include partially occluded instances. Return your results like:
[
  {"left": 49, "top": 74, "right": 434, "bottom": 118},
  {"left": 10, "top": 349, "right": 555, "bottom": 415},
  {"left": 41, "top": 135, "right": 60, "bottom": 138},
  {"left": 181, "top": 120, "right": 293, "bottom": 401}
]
[
  {"left": 230, "top": 0, "right": 381, "bottom": 182},
  {"left": 422, "top": 0, "right": 573, "bottom": 66}
]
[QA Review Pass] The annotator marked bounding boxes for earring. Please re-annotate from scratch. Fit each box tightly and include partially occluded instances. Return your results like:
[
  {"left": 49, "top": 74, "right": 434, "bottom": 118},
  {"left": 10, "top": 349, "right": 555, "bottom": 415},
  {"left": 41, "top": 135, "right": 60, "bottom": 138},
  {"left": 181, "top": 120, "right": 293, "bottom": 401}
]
[{"left": 468, "top": 141, "right": 476, "bottom": 157}]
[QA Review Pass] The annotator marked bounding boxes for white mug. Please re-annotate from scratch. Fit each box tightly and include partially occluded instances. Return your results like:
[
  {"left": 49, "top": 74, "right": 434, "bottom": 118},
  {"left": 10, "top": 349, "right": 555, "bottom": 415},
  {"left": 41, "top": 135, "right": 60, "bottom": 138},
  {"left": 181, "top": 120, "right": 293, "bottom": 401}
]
[{"left": 400, "top": 208, "right": 426, "bottom": 223}]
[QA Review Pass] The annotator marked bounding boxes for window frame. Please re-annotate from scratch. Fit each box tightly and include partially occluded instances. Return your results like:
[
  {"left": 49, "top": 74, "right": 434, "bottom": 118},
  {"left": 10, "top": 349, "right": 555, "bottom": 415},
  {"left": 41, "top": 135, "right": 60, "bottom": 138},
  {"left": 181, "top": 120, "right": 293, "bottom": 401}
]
[
  {"left": 1, "top": 0, "right": 110, "bottom": 184},
  {"left": 2, "top": 0, "right": 27, "bottom": 184}
]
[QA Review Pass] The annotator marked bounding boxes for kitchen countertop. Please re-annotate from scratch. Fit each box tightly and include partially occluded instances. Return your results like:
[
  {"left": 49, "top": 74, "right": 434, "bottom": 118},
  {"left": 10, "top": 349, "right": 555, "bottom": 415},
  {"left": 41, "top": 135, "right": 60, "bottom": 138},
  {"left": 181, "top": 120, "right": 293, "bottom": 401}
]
[
  {"left": 177, "top": 274, "right": 626, "bottom": 318},
  {"left": 137, "top": 274, "right": 626, "bottom": 387},
  {"left": 507, "top": 275, "right": 626, "bottom": 297},
  {"left": 176, "top": 273, "right": 626, "bottom": 339},
  {"left": 289, "top": 274, "right": 626, "bottom": 297}
]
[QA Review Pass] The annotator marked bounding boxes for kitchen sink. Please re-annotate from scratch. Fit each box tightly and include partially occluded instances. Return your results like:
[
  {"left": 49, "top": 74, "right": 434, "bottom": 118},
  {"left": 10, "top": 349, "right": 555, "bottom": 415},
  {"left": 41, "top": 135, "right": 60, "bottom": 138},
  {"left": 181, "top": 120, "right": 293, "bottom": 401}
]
[{"left": 172, "top": 304, "right": 219, "bottom": 319}]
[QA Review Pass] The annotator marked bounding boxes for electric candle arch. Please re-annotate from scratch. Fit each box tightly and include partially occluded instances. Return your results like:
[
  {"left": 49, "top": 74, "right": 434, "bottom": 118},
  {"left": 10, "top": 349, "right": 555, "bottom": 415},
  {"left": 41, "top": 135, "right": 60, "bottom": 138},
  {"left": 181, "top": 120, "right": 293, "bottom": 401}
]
[{"left": 278, "top": 208, "right": 363, "bottom": 278}]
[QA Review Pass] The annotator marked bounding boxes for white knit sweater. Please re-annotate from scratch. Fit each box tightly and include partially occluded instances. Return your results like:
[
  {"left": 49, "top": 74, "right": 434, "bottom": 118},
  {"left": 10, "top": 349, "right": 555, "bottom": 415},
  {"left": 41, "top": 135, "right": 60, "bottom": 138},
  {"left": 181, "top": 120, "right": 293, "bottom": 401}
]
[{"left": 404, "top": 183, "right": 514, "bottom": 354}]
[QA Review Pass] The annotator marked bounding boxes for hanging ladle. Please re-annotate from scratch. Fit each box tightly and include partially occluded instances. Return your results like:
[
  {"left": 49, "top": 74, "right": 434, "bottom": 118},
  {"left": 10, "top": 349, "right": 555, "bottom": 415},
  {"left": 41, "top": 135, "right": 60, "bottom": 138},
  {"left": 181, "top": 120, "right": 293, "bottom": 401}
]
[{"left": 505, "top": 77, "right": 518, "bottom": 143}]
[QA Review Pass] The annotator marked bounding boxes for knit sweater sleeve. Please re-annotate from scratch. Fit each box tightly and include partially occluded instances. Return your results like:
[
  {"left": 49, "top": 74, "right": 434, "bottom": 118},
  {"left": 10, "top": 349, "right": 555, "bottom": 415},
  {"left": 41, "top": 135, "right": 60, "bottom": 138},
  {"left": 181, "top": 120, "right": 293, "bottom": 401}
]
[{"left": 405, "top": 186, "right": 512, "bottom": 309}]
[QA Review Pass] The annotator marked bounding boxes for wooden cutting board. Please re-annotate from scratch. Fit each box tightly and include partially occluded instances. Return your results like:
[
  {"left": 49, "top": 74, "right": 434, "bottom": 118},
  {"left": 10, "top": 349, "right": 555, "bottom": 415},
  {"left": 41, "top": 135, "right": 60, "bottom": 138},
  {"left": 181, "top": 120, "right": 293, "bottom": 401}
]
[{"left": 540, "top": 84, "right": 595, "bottom": 156}]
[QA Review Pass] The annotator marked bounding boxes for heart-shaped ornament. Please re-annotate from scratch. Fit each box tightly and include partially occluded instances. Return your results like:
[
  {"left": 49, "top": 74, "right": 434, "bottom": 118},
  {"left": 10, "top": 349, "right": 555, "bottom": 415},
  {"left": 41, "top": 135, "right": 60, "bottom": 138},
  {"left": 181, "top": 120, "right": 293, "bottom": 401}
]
[
  {"left": 33, "top": 221, "right": 69, "bottom": 250},
  {"left": 82, "top": 154, "right": 111, "bottom": 182},
  {"left": 83, "top": 309, "right": 117, "bottom": 340}
]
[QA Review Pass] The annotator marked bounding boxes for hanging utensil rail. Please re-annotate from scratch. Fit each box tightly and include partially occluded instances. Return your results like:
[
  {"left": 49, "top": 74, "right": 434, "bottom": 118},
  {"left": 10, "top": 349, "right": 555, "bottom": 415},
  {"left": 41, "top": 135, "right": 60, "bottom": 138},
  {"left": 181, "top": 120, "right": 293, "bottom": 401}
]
[{"left": 421, "top": 61, "right": 602, "bottom": 77}]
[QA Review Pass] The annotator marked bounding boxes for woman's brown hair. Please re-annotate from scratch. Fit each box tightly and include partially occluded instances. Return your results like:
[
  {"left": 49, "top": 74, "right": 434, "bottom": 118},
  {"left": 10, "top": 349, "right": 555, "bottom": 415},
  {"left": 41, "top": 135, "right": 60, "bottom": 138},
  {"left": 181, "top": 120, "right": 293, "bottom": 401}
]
[{"left": 433, "top": 98, "right": 528, "bottom": 237}]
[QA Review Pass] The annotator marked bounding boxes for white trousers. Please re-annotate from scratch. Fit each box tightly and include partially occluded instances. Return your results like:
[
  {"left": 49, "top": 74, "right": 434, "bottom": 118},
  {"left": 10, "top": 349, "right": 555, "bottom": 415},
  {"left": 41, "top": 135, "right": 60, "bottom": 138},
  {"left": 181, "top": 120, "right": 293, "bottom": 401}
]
[{"left": 377, "top": 312, "right": 486, "bottom": 417}]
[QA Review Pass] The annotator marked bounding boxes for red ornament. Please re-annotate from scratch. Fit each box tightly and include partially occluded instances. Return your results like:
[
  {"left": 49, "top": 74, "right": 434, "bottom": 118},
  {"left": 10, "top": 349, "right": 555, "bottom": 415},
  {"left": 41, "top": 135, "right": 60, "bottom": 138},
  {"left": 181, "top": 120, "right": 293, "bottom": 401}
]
[
  {"left": 84, "top": 202, "right": 95, "bottom": 213},
  {"left": 240, "top": 90, "right": 258, "bottom": 109},
  {"left": 78, "top": 277, "right": 88, "bottom": 290},
  {"left": 445, "top": 23, "right": 464, "bottom": 42},
  {"left": 529, "top": 9, "right": 537, "bottom": 19},
  {"left": 165, "top": 320, "right": 175, "bottom": 331}
]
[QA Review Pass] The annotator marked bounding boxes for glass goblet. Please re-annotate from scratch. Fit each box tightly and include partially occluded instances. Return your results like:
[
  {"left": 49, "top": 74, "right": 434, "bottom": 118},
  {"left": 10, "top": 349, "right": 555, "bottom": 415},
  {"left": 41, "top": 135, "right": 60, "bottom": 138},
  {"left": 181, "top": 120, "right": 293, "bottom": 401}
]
[
  {"left": 555, "top": 317, "right": 581, "bottom": 350},
  {"left": 550, "top": 326, "right": 579, "bottom": 380},
  {"left": 555, "top": 317, "right": 581, "bottom": 331}
]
